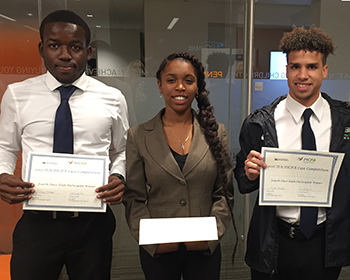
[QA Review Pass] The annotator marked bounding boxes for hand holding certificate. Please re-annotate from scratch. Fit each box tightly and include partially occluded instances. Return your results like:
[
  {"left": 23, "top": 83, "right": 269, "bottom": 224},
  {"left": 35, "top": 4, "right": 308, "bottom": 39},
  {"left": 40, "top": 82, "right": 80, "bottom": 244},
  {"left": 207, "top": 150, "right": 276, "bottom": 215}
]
[
  {"left": 259, "top": 147, "right": 344, "bottom": 207},
  {"left": 23, "top": 152, "right": 109, "bottom": 212}
]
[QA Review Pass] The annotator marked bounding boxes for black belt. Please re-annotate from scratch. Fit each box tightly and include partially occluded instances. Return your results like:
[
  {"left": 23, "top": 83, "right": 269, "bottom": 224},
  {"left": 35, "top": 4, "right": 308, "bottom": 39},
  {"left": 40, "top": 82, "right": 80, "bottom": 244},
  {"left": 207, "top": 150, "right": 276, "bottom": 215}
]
[
  {"left": 277, "top": 219, "right": 325, "bottom": 239},
  {"left": 26, "top": 210, "right": 79, "bottom": 219}
]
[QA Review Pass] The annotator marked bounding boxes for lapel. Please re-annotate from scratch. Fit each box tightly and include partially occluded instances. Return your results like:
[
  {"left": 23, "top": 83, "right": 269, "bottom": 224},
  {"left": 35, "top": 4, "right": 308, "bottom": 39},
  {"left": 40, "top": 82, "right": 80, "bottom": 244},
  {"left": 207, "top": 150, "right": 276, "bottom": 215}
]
[
  {"left": 322, "top": 93, "right": 347, "bottom": 152},
  {"left": 329, "top": 106, "right": 343, "bottom": 152},
  {"left": 144, "top": 109, "right": 210, "bottom": 180},
  {"left": 182, "top": 115, "right": 210, "bottom": 176},
  {"left": 145, "top": 110, "right": 184, "bottom": 181}
]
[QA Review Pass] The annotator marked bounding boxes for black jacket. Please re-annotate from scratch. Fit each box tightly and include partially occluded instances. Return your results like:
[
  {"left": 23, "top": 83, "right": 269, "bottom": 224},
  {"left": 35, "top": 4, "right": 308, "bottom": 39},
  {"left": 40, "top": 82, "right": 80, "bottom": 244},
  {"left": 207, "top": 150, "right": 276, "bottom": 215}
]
[{"left": 234, "top": 93, "right": 350, "bottom": 274}]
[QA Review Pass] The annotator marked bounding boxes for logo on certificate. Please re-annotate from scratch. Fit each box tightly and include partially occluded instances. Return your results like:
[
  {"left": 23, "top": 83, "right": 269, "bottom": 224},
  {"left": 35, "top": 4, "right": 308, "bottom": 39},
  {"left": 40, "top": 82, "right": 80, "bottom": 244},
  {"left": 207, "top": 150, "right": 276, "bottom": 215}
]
[{"left": 298, "top": 157, "right": 316, "bottom": 163}]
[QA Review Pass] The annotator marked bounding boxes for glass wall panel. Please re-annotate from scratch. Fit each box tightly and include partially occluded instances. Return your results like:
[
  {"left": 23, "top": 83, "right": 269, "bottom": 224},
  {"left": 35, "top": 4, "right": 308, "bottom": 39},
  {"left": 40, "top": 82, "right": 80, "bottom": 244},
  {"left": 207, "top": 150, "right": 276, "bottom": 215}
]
[
  {"left": 247, "top": 0, "right": 350, "bottom": 278},
  {"left": 0, "top": 0, "right": 246, "bottom": 279},
  {"left": 2, "top": 0, "right": 349, "bottom": 279},
  {"left": 252, "top": 0, "right": 350, "bottom": 111},
  {"left": 0, "top": 0, "right": 42, "bottom": 268}
]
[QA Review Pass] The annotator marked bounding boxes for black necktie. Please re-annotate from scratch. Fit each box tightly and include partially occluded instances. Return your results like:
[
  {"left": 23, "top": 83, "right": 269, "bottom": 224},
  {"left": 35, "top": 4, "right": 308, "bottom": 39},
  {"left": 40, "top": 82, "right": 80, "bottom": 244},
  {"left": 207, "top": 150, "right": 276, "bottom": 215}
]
[
  {"left": 53, "top": 85, "right": 76, "bottom": 154},
  {"left": 299, "top": 108, "right": 318, "bottom": 239}
]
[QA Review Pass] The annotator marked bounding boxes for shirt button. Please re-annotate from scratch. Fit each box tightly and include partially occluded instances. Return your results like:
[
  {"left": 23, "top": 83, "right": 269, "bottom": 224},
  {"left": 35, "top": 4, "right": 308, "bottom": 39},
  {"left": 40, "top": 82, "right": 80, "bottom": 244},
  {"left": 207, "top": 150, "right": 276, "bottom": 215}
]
[
  {"left": 179, "top": 181, "right": 185, "bottom": 186},
  {"left": 179, "top": 199, "right": 187, "bottom": 206}
]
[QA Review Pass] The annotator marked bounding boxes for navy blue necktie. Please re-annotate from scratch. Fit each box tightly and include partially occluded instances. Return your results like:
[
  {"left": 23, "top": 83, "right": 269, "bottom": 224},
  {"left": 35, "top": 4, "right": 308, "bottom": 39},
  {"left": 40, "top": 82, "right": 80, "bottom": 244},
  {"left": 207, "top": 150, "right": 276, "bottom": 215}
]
[
  {"left": 53, "top": 86, "right": 76, "bottom": 154},
  {"left": 299, "top": 108, "right": 318, "bottom": 239}
]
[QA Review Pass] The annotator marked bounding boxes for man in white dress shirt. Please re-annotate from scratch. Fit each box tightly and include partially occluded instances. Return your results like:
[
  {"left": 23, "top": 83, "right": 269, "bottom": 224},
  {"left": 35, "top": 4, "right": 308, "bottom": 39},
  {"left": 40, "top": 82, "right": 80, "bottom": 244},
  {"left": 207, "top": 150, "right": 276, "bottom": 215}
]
[
  {"left": 234, "top": 26, "right": 350, "bottom": 279},
  {"left": 0, "top": 10, "right": 129, "bottom": 280}
]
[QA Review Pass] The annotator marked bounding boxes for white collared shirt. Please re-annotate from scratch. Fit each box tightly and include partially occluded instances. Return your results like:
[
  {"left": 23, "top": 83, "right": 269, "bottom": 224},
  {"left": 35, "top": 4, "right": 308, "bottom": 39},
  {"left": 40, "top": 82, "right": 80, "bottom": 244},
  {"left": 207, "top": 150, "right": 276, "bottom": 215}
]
[
  {"left": 274, "top": 93, "right": 331, "bottom": 224},
  {"left": 0, "top": 72, "right": 129, "bottom": 179}
]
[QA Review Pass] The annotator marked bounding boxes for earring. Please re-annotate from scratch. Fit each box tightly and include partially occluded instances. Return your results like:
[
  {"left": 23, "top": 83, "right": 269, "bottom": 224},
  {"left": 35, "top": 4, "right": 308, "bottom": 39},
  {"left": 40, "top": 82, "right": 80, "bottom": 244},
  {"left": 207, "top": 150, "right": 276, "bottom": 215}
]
[
  {"left": 195, "top": 93, "right": 199, "bottom": 99},
  {"left": 160, "top": 93, "right": 163, "bottom": 98}
]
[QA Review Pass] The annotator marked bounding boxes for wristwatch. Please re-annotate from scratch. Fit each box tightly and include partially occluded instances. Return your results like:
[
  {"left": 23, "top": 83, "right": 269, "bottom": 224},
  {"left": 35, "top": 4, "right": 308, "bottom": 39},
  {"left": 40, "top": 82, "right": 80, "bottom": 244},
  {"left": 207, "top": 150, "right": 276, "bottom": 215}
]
[{"left": 110, "top": 173, "right": 125, "bottom": 185}]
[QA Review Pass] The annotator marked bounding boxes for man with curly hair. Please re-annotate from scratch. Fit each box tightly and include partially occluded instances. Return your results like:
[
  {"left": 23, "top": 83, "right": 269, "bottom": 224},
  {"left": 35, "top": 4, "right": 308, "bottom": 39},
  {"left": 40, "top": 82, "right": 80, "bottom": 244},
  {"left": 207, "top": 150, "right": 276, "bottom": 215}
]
[{"left": 235, "top": 25, "right": 350, "bottom": 279}]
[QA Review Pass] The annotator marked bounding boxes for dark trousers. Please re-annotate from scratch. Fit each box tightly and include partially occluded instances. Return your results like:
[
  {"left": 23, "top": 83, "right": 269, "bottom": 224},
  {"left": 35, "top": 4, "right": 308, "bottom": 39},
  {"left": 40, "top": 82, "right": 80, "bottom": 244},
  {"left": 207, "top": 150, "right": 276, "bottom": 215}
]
[
  {"left": 251, "top": 221, "right": 341, "bottom": 280},
  {"left": 139, "top": 243, "right": 221, "bottom": 280},
  {"left": 11, "top": 207, "right": 116, "bottom": 280}
]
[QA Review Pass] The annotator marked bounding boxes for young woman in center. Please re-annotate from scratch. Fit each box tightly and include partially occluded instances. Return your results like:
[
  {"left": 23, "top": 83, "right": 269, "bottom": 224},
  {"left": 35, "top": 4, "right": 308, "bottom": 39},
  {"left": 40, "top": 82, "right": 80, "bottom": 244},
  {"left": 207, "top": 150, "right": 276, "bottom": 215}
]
[{"left": 123, "top": 52, "right": 234, "bottom": 280}]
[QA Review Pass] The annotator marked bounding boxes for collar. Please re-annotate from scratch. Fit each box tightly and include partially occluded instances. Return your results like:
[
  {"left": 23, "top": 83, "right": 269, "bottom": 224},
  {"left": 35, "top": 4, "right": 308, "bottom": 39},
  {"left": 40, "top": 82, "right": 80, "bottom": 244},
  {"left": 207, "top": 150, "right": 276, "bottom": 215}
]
[
  {"left": 45, "top": 71, "right": 88, "bottom": 92},
  {"left": 285, "top": 93, "right": 324, "bottom": 124}
]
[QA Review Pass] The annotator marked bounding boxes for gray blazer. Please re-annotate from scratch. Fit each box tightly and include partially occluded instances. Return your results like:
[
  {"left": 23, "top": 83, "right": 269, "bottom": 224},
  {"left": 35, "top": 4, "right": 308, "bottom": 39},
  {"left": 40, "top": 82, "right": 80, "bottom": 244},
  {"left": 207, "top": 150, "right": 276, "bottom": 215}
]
[{"left": 123, "top": 109, "right": 233, "bottom": 256}]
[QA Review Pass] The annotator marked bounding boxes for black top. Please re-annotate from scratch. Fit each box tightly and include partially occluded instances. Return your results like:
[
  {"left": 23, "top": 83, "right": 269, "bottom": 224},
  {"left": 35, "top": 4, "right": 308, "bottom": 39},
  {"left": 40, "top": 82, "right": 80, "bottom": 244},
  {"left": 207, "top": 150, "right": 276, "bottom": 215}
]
[{"left": 170, "top": 148, "right": 188, "bottom": 171}]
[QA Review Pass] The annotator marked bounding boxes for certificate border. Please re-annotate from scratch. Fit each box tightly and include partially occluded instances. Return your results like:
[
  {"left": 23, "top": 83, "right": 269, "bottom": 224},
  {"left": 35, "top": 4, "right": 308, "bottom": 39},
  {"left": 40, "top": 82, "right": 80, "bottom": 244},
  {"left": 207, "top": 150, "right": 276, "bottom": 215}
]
[
  {"left": 23, "top": 153, "right": 108, "bottom": 211},
  {"left": 260, "top": 149, "right": 338, "bottom": 206}
]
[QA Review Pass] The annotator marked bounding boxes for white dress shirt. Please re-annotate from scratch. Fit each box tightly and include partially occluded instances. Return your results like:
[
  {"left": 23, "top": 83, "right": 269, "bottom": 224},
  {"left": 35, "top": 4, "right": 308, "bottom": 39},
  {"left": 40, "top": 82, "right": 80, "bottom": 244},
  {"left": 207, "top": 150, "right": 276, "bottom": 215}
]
[
  {"left": 0, "top": 72, "right": 129, "bottom": 179},
  {"left": 274, "top": 93, "right": 331, "bottom": 225}
]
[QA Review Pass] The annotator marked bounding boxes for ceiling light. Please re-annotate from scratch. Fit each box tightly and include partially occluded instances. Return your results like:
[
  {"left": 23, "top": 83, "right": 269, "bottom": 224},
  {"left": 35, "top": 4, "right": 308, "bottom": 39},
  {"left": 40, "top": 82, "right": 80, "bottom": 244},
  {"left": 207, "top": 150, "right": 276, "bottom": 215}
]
[
  {"left": 96, "top": 25, "right": 101, "bottom": 28},
  {"left": 27, "top": 13, "right": 33, "bottom": 17},
  {"left": 24, "top": 25, "right": 38, "bottom": 32},
  {"left": 0, "top": 14, "right": 16, "bottom": 21},
  {"left": 167, "top": 18, "right": 179, "bottom": 30},
  {"left": 87, "top": 14, "right": 93, "bottom": 18}
]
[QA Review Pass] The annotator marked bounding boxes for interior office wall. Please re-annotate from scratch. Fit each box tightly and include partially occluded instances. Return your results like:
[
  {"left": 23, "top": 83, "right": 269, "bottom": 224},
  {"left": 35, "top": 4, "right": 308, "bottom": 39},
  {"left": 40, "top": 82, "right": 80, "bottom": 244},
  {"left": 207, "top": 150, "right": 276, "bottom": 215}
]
[
  {"left": 320, "top": 0, "right": 350, "bottom": 81},
  {"left": 236, "top": 27, "right": 290, "bottom": 75},
  {"left": 311, "top": 0, "right": 321, "bottom": 27},
  {"left": 93, "top": 29, "right": 141, "bottom": 77},
  {"left": 71, "top": 0, "right": 142, "bottom": 77},
  {"left": 0, "top": 17, "right": 42, "bottom": 255},
  {"left": 255, "top": 3, "right": 311, "bottom": 27},
  {"left": 249, "top": 0, "right": 350, "bottom": 112},
  {"left": 144, "top": 0, "right": 244, "bottom": 77},
  {"left": 248, "top": 0, "right": 350, "bottom": 110},
  {"left": 69, "top": 0, "right": 111, "bottom": 43}
]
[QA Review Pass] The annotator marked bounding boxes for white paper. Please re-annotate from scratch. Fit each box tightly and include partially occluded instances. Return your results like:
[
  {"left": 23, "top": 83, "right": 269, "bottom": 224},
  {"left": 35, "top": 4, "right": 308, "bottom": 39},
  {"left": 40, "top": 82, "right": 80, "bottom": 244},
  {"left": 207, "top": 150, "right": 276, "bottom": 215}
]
[
  {"left": 23, "top": 152, "right": 108, "bottom": 212},
  {"left": 139, "top": 217, "right": 218, "bottom": 245},
  {"left": 259, "top": 147, "right": 344, "bottom": 207}
]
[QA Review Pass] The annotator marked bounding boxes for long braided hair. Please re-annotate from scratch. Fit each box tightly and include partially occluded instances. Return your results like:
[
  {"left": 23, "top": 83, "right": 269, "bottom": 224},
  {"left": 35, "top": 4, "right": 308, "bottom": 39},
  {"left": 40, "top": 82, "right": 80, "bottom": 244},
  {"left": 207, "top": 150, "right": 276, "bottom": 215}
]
[{"left": 156, "top": 52, "right": 238, "bottom": 263}]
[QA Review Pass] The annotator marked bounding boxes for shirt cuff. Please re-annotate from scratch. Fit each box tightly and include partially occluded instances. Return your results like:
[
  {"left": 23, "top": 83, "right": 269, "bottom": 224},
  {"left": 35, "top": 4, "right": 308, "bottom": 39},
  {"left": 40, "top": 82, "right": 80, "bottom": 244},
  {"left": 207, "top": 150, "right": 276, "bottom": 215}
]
[{"left": 110, "top": 173, "right": 125, "bottom": 185}]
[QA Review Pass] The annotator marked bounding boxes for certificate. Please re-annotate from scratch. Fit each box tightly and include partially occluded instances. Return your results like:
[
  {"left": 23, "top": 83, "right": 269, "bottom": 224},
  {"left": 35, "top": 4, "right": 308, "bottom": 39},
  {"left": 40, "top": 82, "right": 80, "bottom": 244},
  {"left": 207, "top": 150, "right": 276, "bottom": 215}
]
[
  {"left": 259, "top": 147, "right": 344, "bottom": 207},
  {"left": 139, "top": 217, "right": 218, "bottom": 245},
  {"left": 23, "top": 152, "right": 109, "bottom": 212}
]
